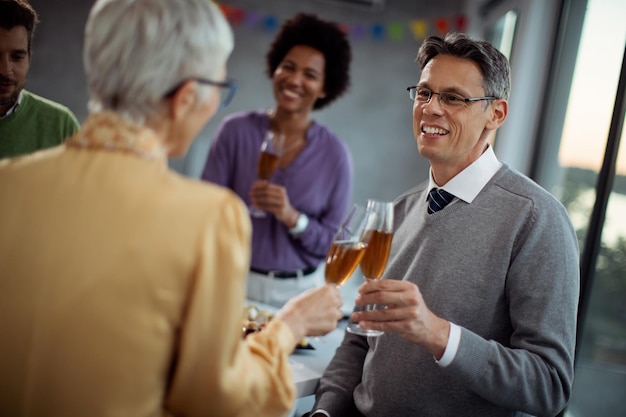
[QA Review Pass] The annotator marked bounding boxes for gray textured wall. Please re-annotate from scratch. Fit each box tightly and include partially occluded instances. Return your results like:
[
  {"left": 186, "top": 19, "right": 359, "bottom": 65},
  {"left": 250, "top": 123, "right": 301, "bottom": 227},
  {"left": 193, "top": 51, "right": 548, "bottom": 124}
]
[{"left": 27, "top": 0, "right": 467, "bottom": 205}]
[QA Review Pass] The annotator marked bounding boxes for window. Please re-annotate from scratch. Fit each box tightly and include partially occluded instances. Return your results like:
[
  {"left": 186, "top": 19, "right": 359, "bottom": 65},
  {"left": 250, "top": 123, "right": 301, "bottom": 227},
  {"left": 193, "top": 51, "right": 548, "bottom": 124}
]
[
  {"left": 486, "top": 9, "right": 518, "bottom": 61},
  {"left": 533, "top": 0, "right": 626, "bottom": 415}
]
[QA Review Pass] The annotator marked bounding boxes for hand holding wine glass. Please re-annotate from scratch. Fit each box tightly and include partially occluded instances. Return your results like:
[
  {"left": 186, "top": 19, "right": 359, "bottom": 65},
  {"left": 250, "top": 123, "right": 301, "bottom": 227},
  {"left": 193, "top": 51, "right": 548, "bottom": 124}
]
[
  {"left": 249, "top": 131, "right": 284, "bottom": 218},
  {"left": 347, "top": 199, "right": 394, "bottom": 337}
]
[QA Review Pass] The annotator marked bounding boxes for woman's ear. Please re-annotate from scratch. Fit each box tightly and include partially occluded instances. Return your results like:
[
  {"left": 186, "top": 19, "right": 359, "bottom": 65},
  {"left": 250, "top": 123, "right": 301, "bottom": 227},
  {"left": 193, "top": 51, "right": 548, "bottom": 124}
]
[{"left": 167, "top": 80, "right": 198, "bottom": 122}]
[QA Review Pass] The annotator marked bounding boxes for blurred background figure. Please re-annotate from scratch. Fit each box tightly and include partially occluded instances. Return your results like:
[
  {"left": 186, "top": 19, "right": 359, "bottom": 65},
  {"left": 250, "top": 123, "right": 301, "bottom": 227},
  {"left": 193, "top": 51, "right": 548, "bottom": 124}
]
[
  {"left": 0, "top": 1, "right": 343, "bottom": 416},
  {"left": 202, "top": 12, "right": 353, "bottom": 308},
  {"left": 0, "top": 0, "right": 79, "bottom": 159}
]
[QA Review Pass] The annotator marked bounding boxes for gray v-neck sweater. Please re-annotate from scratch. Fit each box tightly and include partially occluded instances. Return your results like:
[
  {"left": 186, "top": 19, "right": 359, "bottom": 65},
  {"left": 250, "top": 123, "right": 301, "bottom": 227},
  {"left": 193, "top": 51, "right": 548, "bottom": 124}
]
[{"left": 314, "top": 165, "right": 580, "bottom": 417}]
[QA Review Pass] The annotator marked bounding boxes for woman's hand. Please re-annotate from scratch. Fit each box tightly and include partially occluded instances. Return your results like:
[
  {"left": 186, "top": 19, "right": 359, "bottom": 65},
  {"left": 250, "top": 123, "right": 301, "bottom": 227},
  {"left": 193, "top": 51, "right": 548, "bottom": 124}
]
[
  {"left": 274, "top": 284, "right": 343, "bottom": 343},
  {"left": 249, "top": 180, "right": 299, "bottom": 226}
]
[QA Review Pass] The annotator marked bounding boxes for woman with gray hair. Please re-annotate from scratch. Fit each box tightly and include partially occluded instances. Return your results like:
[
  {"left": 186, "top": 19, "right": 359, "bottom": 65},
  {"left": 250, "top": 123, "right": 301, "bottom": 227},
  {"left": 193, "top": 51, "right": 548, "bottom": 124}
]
[{"left": 0, "top": 1, "right": 343, "bottom": 416}]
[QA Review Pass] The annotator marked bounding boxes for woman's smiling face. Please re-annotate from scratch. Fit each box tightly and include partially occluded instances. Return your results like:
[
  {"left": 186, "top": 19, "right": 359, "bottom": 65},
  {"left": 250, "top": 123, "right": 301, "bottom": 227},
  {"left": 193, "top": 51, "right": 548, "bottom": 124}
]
[{"left": 272, "top": 45, "right": 326, "bottom": 115}]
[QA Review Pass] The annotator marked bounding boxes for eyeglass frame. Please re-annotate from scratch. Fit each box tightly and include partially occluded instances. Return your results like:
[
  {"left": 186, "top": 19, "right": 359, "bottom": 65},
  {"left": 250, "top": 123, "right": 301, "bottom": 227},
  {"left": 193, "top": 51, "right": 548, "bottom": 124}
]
[
  {"left": 164, "top": 77, "right": 238, "bottom": 109},
  {"left": 406, "top": 86, "right": 497, "bottom": 107}
]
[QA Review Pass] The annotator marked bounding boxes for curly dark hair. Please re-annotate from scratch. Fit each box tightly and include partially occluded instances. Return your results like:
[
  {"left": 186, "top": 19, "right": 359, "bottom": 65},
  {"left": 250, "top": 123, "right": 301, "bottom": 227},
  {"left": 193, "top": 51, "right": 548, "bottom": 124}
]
[
  {"left": 265, "top": 13, "right": 351, "bottom": 110},
  {"left": 0, "top": 0, "right": 39, "bottom": 56}
]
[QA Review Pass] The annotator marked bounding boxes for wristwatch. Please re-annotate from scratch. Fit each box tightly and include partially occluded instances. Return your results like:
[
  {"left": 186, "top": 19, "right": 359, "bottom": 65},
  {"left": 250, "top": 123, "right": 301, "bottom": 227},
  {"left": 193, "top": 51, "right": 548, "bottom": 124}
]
[{"left": 289, "top": 212, "right": 309, "bottom": 236}]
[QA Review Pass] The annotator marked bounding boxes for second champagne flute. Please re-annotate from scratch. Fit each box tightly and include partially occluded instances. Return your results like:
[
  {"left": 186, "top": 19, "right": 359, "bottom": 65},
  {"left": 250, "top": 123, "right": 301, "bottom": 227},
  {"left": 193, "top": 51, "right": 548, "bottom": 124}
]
[
  {"left": 346, "top": 199, "right": 394, "bottom": 337},
  {"left": 324, "top": 204, "right": 372, "bottom": 288},
  {"left": 249, "top": 131, "right": 284, "bottom": 218}
]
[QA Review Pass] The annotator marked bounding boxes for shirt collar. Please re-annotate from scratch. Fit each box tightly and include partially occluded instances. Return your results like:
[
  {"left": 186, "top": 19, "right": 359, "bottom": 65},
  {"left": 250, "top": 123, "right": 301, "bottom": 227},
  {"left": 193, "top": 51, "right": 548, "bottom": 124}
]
[
  {"left": 427, "top": 144, "right": 502, "bottom": 203},
  {"left": 0, "top": 90, "right": 23, "bottom": 119}
]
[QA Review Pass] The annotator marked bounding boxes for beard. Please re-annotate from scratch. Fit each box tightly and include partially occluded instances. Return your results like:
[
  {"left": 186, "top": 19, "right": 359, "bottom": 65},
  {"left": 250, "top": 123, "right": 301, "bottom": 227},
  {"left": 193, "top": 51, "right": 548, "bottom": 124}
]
[
  {"left": 0, "top": 91, "right": 19, "bottom": 108},
  {"left": 0, "top": 75, "right": 22, "bottom": 111}
]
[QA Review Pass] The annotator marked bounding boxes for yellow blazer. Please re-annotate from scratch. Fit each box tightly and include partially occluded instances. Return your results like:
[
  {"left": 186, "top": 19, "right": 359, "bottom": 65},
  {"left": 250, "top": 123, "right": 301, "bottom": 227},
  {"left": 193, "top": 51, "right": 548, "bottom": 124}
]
[{"left": 0, "top": 139, "right": 295, "bottom": 416}]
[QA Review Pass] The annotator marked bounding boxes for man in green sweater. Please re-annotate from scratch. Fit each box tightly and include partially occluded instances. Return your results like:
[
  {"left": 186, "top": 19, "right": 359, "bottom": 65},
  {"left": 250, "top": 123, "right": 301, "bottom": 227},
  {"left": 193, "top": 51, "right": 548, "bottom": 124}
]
[{"left": 0, "top": 0, "right": 79, "bottom": 159}]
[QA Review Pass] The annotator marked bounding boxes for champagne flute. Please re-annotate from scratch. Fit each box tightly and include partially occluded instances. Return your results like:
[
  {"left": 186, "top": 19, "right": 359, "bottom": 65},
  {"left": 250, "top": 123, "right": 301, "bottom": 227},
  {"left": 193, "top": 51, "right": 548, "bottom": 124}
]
[
  {"left": 347, "top": 199, "right": 394, "bottom": 337},
  {"left": 249, "top": 131, "right": 285, "bottom": 218},
  {"left": 324, "top": 204, "right": 372, "bottom": 288}
]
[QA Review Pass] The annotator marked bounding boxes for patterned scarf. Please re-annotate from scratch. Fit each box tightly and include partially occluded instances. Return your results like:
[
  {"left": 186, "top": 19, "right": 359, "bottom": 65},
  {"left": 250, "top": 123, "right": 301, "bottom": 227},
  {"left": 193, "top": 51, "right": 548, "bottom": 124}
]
[{"left": 65, "top": 111, "right": 167, "bottom": 162}]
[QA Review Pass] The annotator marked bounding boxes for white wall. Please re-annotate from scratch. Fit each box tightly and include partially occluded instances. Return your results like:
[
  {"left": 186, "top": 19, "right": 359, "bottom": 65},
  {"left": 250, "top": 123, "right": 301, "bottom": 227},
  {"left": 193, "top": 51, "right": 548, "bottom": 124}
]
[
  {"left": 27, "top": 0, "right": 568, "bottom": 211},
  {"left": 28, "top": 0, "right": 466, "bottom": 206}
]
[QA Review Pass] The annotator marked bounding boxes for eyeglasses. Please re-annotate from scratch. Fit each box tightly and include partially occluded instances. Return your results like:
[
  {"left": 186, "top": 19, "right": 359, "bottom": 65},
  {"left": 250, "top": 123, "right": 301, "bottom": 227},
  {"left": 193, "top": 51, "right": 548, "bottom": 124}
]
[
  {"left": 165, "top": 77, "right": 238, "bottom": 108},
  {"left": 407, "top": 86, "right": 497, "bottom": 108}
]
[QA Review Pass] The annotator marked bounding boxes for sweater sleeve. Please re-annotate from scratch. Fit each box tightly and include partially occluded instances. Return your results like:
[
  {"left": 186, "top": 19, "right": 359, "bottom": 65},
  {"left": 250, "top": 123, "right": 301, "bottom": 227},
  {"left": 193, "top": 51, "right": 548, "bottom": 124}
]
[
  {"left": 60, "top": 109, "right": 80, "bottom": 139},
  {"left": 164, "top": 192, "right": 297, "bottom": 417},
  {"left": 291, "top": 139, "right": 354, "bottom": 259},
  {"left": 201, "top": 119, "right": 234, "bottom": 187},
  {"left": 447, "top": 197, "right": 580, "bottom": 416},
  {"left": 312, "top": 332, "right": 369, "bottom": 416}
]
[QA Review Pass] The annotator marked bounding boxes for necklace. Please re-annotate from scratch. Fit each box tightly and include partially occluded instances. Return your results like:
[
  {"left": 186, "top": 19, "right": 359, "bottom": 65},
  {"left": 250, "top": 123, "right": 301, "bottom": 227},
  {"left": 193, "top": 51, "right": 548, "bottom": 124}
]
[
  {"left": 266, "top": 109, "right": 308, "bottom": 155},
  {"left": 282, "top": 137, "right": 306, "bottom": 154}
]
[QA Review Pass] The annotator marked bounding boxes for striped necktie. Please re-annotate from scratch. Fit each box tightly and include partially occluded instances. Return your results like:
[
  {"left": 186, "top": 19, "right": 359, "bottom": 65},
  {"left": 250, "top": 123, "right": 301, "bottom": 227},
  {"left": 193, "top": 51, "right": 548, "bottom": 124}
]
[{"left": 428, "top": 188, "right": 455, "bottom": 214}]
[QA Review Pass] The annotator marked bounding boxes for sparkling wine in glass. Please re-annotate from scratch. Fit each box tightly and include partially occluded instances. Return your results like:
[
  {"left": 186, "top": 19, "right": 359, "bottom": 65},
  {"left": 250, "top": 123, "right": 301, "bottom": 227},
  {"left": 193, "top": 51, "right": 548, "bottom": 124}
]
[
  {"left": 324, "top": 204, "right": 372, "bottom": 287},
  {"left": 346, "top": 199, "right": 394, "bottom": 337},
  {"left": 249, "top": 131, "right": 284, "bottom": 218}
]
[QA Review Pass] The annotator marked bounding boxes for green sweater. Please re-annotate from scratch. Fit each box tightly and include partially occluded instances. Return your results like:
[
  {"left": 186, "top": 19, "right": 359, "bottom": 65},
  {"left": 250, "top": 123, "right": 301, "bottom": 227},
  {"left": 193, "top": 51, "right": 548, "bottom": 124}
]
[{"left": 0, "top": 90, "right": 80, "bottom": 159}]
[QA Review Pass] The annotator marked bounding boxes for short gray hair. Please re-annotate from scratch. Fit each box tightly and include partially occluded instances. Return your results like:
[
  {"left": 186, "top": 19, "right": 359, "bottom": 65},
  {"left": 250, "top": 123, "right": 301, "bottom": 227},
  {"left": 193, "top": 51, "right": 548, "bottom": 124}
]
[
  {"left": 417, "top": 33, "right": 511, "bottom": 101},
  {"left": 84, "top": 0, "right": 233, "bottom": 122}
]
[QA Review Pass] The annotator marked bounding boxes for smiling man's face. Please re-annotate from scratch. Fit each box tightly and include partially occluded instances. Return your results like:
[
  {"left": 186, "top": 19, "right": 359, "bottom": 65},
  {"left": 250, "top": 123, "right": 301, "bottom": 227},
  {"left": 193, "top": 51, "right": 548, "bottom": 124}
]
[
  {"left": 0, "top": 26, "right": 30, "bottom": 116},
  {"left": 413, "top": 54, "right": 507, "bottom": 184}
]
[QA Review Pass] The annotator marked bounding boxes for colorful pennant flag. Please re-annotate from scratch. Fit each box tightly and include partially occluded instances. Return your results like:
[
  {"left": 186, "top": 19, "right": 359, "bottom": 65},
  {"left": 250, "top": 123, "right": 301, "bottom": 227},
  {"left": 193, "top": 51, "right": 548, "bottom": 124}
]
[
  {"left": 409, "top": 20, "right": 428, "bottom": 41},
  {"left": 217, "top": 2, "right": 468, "bottom": 44}
]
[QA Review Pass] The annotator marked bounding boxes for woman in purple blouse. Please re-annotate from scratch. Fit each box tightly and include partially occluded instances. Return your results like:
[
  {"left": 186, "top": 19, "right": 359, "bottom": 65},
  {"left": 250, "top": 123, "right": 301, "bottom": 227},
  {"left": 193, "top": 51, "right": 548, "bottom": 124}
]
[{"left": 202, "top": 13, "right": 353, "bottom": 308}]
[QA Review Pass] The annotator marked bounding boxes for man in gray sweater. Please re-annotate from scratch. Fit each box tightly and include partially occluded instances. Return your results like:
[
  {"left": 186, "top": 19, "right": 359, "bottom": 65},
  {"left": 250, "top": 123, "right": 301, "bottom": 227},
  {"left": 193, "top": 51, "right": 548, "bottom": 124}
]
[{"left": 309, "top": 33, "right": 579, "bottom": 417}]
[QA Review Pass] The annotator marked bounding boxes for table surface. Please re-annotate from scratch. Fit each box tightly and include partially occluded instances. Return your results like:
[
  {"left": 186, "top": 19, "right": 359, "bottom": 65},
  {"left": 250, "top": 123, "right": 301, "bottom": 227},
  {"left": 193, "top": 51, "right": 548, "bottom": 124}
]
[
  {"left": 244, "top": 300, "right": 347, "bottom": 398},
  {"left": 290, "top": 321, "right": 346, "bottom": 397}
]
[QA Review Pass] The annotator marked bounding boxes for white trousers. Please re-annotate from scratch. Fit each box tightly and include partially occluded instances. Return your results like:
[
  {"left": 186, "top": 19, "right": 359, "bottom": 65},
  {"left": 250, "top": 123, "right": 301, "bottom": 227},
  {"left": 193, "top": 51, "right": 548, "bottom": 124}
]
[{"left": 246, "top": 265, "right": 325, "bottom": 309}]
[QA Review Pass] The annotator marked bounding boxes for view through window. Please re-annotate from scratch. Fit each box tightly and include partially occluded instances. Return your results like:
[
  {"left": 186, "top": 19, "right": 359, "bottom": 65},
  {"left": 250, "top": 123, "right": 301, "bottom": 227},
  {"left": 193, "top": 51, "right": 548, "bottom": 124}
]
[{"left": 550, "top": 0, "right": 626, "bottom": 415}]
